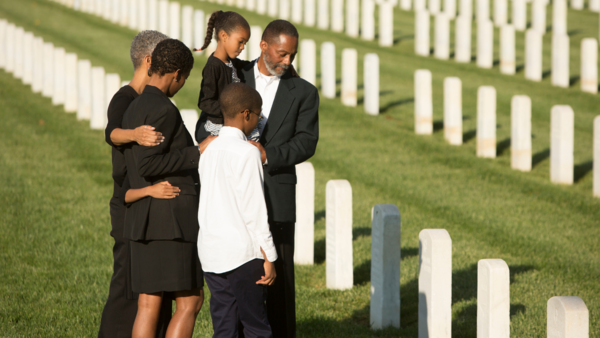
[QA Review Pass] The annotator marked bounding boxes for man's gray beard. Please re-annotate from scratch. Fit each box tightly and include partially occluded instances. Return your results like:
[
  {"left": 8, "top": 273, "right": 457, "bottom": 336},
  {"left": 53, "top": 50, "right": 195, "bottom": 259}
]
[{"left": 263, "top": 53, "right": 288, "bottom": 76}]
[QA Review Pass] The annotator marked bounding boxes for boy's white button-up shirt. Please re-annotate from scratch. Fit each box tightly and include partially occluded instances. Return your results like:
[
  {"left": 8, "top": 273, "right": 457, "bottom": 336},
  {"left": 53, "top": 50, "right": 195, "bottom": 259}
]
[{"left": 197, "top": 126, "right": 278, "bottom": 274}]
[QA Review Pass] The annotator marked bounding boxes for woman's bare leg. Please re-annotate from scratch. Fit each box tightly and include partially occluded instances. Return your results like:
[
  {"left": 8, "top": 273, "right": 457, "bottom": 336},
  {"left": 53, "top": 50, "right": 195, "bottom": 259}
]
[
  {"left": 132, "top": 292, "right": 163, "bottom": 338},
  {"left": 165, "top": 288, "right": 204, "bottom": 338}
]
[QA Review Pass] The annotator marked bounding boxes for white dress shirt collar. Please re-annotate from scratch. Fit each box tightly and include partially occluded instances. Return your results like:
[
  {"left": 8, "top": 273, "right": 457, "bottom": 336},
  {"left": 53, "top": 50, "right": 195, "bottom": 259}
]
[
  {"left": 218, "top": 126, "right": 247, "bottom": 141},
  {"left": 253, "top": 59, "right": 281, "bottom": 83}
]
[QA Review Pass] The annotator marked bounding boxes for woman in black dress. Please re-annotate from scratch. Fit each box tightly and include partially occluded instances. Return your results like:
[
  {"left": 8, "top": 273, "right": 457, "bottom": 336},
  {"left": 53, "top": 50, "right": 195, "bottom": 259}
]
[{"left": 120, "top": 39, "right": 205, "bottom": 338}]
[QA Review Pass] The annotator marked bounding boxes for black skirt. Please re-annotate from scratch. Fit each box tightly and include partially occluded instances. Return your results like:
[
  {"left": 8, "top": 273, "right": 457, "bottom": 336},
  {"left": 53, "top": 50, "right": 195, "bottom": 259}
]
[{"left": 130, "top": 239, "right": 204, "bottom": 294}]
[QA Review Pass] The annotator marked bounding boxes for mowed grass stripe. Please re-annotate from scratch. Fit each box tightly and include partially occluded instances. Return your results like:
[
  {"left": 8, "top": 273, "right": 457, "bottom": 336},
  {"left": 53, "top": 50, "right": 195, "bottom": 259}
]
[{"left": 0, "top": 0, "right": 599, "bottom": 337}]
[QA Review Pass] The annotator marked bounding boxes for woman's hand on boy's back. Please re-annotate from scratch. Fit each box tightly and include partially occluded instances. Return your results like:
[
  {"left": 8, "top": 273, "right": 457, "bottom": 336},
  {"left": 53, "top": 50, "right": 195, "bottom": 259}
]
[{"left": 257, "top": 247, "right": 277, "bottom": 286}]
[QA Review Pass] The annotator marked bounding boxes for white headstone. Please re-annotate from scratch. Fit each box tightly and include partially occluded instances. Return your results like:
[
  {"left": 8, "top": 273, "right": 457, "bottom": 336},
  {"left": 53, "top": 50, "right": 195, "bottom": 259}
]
[
  {"left": 300, "top": 39, "right": 316, "bottom": 86},
  {"left": 236, "top": 0, "right": 246, "bottom": 8},
  {"left": 64, "top": 53, "right": 78, "bottom": 113},
  {"left": 553, "top": 0, "right": 567, "bottom": 35},
  {"left": 477, "top": 86, "right": 496, "bottom": 158},
  {"left": 477, "top": 20, "right": 494, "bottom": 68},
  {"left": 105, "top": 73, "right": 121, "bottom": 115},
  {"left": 571, "top": 0, "right": 584, "bottom": 9},
  {"left": 291, "top": 0, "right": 302, "bottom": 23},
  {"left": 591, "top": 0, "right": 600, "bottom": 11},
  {"left": 180, "top": 109, "right": 199, "bottom": 145},
  {"left": 430, "top": 0, "right": 441, "bottom": 13},
  {"left": 415, "top": 11, "right": 430, "bottom": 56},
  {"left": 415, "top": 69, "right": 433, "bottom": 135},
  {"left": 494, "top": 0, "right": 507, "bottom": 26},
  {"left": 331, "top": 0, "right": 344, "bottom": 32},
  {"left": 318, "top": 0, "right": 329, "bottom": 29},
  {"left": 294, "top": 162, "right": 315, "bottom": 265},
  {"left": 364, "top": 53, "right": 380, "bottom": 116},
  {"left": 595, "top": 116, "right": 600, "bottom": 197},
  {"left": 326, "top": 180, "right": 353, "bottom": 290},
  {"left": 444, "top": 77, "right": 462, "bottom": 145},
  {"left": 110, "top": 0, "right": 119, "bottom": 23},
  {"left": 444, "top": 0, "right": 456, "bottom": 17},
  {"left": 370, "top": 204, "right": 401, "bottom": 330},
  {"left": 158, "top": 0, "right": 169, "bottom": 34},
  {"left": 525, "top": 29, "right": 543, "bottom": 81},
  {"left": 455, "top": 16, "right": 472, "bottom": 63},
  {"left": 169, "top": 2, "right": 180, "bottom": 39},
  {"left": 91, "top": 67, "right": 106, "bottom": 130},
  {"left": 321, "top": 42, "right": 336, "bottom": 99},
  {"left": 32, "top": 37, "right": 44, "bottom": 93},
  {"left": 148, "top": 0, "right": 158, "bottom": 30},
  {"left": 477, "top": 0, "right": 489, "bottom": 21},
  {"left": 77, "top": 59, "right": 92, "bottom": 121},
  {"left": 138, "top": 0, "right": 148, "bottom": 30},
  {"left": 580, "top": 38, "right": 598, "bottom": 94},
  {"left": 128, "top": 0, "right": 138, "bottom": 30},
  {"left": 22, "top": 32, "right": 34, "bottom": 85},
  {"left": 304, "top": 0, "right": 316, "bottom": 26},
  {"left": 247, "top": 0, "right": 257, "bottom": 11},
  {"left": 552, "top": 34, "right": 569, "bottom": 87},
  {"left": 435, "top": 14, "right": 450, "bottom": 59},
  {"left": 257, "top": 0, "right": 267, "bottom": 14},
  {"left": 512, "top": 0, "right": 527, "bottom": 31},
  {"left": 0, "top": 20, "right": 6, "bottom": 69},
  {"left": 477, "top": 259, "right": 510, "bottom": 338},
  {"left": 181, "top": 5, "right": 193, "bottom": 49},
  {"left": 500, "top": 25, "right": 516, "bottom": 74},
  {"left": 279, "top": 0, "right": 290, "bottom": 20},
  {"left": 416, "top": 0, "right": 427, "bottom": 10},
  {"left": 14, "top": 27, "right": 24, "bottom": 79},
  {"left": 550, "top": 105, "right": 574, "bottom": 185},
  {"left": 547, "top": 297, "right": 589, "bottom": 337},
  {"left": 194, "top": 10, "right": 205, "bottom": 52},
  {"left": 459, "top": 0, "right": 472, "bottom": 18},
  {"left": 418, "top": 229, "right": 452, "bottom": 338},
  {"left": 532, "top": 0, "right": 546, "bottom": 34},
  {"left": 52, "top": 48, "right": 66, "bottom": 106},
  {"left": 42, "top": 42, "right": 54, "bottom": 98},
  {"left": 268, "top": 0, "right": 278, "bottom": 17},
  {"left": 379, "top": 2, "right": 394, "bottom": 47},
  {"left": 249, "top": 26, "right": 263, "bottom": 61},
  {"left": 362, "top": 0, "right": 376, "bottom": 41},
  {"left": 103, "top": 0, "right": 111, "bottom": 19},
  {"left": 341, "top": 48, "right": 357, "bottom": 107},
  {"left": 402, "top": 0, "right": 413, "bottom": 10},
  {"left": 346, "top": 0, "right": 359, "bottom": 37},
  {"left": 511, "top": 95, "right": 532, "bottom": 171}
]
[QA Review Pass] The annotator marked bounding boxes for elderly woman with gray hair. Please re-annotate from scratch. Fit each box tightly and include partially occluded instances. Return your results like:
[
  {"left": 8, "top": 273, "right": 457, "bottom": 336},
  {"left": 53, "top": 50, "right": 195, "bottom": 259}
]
[{"left": 99, "top": 30, "right": 173, "bottom": 338}]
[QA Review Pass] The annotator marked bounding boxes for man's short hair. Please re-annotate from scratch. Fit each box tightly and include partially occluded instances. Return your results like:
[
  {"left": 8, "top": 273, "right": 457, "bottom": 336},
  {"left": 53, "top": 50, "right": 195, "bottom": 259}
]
[
  {"left": 130, "top": 30, "right": 169, "bottom": 70},
  {"left": 261, "top": 20, "right": 299, "bottom": 45},
  {"left": 220, "top": 83, "right": 263, "bottom": 120}
]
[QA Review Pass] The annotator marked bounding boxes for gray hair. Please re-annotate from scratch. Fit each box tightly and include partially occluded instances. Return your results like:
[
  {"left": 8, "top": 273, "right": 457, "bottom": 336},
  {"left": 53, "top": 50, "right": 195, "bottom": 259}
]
[{"left": 130, "top": 30, "right": 169, "bottom": 70}]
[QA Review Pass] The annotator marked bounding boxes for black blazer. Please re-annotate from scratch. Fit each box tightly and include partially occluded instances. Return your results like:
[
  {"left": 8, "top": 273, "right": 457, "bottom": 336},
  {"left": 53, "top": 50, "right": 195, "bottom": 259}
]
[
  {"left": 122, "top": 85, "right": 201, "bottom": 242},
  {"left": 239, "top": 62, "right": 319, "bottom": 223}
]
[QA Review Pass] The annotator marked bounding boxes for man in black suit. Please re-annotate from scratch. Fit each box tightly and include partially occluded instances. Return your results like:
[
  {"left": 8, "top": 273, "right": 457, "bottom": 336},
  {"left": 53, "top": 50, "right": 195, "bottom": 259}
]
[{"left": 196, "top": 20, "right": 319, "bottom": 338}]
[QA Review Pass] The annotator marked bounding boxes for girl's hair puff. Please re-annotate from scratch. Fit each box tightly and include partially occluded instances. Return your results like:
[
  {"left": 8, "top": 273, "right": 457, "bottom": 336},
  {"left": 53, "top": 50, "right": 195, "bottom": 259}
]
[{"left": 200, "top": 11, "right": 250, "bottom": 51}]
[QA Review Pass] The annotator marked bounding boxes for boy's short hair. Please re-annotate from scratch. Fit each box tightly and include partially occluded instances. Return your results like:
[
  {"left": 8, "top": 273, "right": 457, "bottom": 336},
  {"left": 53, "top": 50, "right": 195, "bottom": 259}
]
[{"left": 220, "top": 83, "right": 263, "bottom": 119}]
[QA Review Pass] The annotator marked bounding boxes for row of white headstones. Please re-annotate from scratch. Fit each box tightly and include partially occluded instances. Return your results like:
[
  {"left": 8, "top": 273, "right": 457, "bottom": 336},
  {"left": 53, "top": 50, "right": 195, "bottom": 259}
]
[
  {"left": 415, "top": 0, "right": 600, "bottom": 93},
  {"left": 414, "top": 69, "right": 600, "bottom": 193},
  {"left": 294, "top": 163, "right": 590, "bottom": 335}
]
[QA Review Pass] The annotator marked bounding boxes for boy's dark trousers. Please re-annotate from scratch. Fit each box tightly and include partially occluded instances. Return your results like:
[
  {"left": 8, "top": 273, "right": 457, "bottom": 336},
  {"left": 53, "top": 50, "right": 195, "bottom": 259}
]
[{"left": 204, "top": 259, "right": 273, "bottom": 338}]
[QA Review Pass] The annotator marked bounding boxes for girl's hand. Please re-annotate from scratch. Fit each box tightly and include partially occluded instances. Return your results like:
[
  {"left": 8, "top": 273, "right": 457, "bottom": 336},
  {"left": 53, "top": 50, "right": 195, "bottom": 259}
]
[
  {"left": 147, "top": 182, "right": 180, "bottom": 199},
  {"left": 134, "top": 125, "right": 165, "bottom": 146}
]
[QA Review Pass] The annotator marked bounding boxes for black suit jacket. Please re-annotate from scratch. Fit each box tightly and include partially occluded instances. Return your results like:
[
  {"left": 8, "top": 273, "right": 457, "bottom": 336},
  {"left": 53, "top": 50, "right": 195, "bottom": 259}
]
[
  {"left": 122, "top": 85, "right": 201, "bottom": 242},
  {"left": 239, "top": 62, "right": 319, "bottom": 223}
]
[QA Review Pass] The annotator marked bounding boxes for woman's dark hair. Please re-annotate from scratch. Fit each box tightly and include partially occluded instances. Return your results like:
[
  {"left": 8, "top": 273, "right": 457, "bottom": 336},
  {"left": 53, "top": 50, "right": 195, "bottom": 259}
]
[
  {"left": 149, "top": 39, "right": 194, "bottom": 77},
  {"left": 200, "top": 10, "right": 250, "bottom": 50}
]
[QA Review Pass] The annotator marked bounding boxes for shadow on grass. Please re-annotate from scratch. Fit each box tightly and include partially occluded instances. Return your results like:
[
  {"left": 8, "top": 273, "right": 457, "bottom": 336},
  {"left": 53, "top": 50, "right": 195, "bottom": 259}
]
[
  {"left": 394, "top": 35, "right": 414, "bottom": 45},
  {"left": 516, "top": 64, "right": 525, "bottom": 73},
  {"left": 496, "top": 137, "right": 511, "bottom": 156},
  {"left": 463, "top": 129, "right": 476, "bottom": 143},
  {"left": 574, "top": 161, "right": 593, "bottom": 182},
  {"left": 379, "top": 98, "right": 414, "bottom": 113},
  {"left": 542, "top": 70, "right": 552, "bottom": 79},
  {"left": 570, "top": 75, "right": 580, "bottom": 87},
  {"left": 433, "top": 120, "right": 444, "bottom": 133},
  {"left": 357, "top": 90, "right": 395, "bottom": 105},
  {"left": 567, "top": 29, "right": 583, "bottom": 36},
  {"left": 532, "top": 148, "right": 550, "bottom": 168}
]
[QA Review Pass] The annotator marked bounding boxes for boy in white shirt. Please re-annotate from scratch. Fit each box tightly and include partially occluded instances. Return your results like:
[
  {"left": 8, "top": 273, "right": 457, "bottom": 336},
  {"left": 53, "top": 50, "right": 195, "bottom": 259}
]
[{"left": 198, "top": 82, "right": 278, "bottom": 338}]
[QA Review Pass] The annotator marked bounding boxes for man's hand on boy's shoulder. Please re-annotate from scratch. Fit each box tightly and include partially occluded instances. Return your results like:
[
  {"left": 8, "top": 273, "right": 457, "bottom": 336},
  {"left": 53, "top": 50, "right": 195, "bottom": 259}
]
[{"left": 248, "top": 141, "right": 267, "bottom": 164}]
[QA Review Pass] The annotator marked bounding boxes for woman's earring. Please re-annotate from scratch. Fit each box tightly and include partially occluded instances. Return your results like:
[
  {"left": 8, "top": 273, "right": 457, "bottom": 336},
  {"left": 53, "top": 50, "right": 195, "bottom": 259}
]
[{"left": 147, "top": 68, "right": 151, "bottom": 77}]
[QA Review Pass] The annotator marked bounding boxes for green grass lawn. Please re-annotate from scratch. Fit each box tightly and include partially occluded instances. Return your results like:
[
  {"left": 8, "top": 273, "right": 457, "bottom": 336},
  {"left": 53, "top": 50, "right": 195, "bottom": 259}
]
[{"left": 0, "top": 0, "right": 599, "bottom": 337}]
